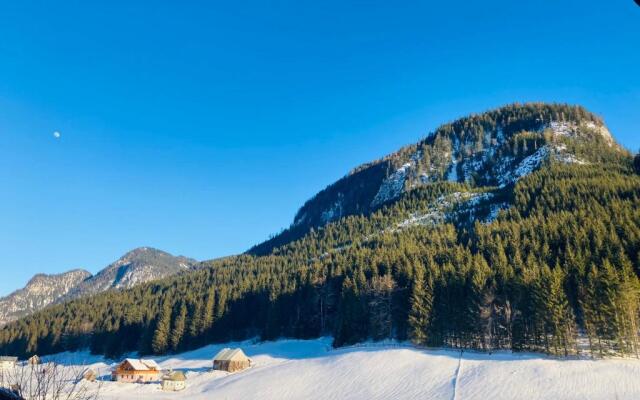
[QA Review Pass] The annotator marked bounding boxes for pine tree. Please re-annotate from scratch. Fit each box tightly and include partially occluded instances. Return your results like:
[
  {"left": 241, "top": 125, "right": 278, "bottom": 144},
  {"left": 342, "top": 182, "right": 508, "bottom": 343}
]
[
  {"left": 408, "top": 265, "right": 433, "bottom": 345},
  {"left": 201, "top": 288, "right": 216, "bottom": 334},
  {"left": 151, "top": 298, "right": 172, "bottom": 354},
  {"left": 170, "top": 302, "right": 187, "bottom": 352},
  {"left": 634, "top": 152, "right": 640, "bottom": 174}
]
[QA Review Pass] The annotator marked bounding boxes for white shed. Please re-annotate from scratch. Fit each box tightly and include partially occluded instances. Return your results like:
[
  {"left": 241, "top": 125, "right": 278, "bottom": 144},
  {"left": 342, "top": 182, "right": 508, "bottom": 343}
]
[{"left": 161, "top": 371, "right": 186, "bottom": 391}]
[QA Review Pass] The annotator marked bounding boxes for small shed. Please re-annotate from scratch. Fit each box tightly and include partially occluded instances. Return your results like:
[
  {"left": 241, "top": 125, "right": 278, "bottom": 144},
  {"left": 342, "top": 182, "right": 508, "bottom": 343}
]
[
  {"left": 111, "top": 359, "right": 161, "bottom": 383},
  {"left": 82, "top": 368, "right": 98, "bottom": 382},
  {"left": 161, "top": 371, "right": 186, "bottom": 392},
  {"left": 27, "top": 355, "right": 41, "bottom": 366},
  {"left": 212, "top": 348, "right": 251, "bottom": 373},
  {"left": 0, "top": 357, "right": 17, "bottom": 370}
]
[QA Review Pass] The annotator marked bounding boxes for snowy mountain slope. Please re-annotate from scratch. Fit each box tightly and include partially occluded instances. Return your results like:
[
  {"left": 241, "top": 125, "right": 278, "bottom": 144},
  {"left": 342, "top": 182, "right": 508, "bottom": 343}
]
[
  {"left": 44, "top": 338, "right": 640, "bottom": 400},
  {"left": 0, "top": 269, "right": 91, "bottom": 326},
  {"left": 249, "top": 103, "right": 618, "bottom": 255},
  {"left": 0, "top": 247, "right": 197, "bottom": 325},
  {"left": 61, "top": 247, "right": 198, "bottom": 300}
]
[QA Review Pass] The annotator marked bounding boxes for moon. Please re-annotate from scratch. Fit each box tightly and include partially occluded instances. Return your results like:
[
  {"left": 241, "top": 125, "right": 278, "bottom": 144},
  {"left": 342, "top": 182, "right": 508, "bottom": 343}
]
[{"left": 53, "top": 131, "right": 61, "bottom": 139}]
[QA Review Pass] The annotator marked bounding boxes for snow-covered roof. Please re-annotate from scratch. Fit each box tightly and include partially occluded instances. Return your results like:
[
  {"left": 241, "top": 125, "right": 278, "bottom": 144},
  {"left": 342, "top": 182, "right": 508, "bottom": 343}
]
[
  {"left": 213, "top": 348, "right": 249, "bottom": 362},
  {"left": 122, "top": 358, "right": 160, "bottom": 371},
  {"left": 0, "top": 356, "right": 17, "bottom": 362},
  {"left": 163, "top": 371, "right": 187, "bottom": 381}
]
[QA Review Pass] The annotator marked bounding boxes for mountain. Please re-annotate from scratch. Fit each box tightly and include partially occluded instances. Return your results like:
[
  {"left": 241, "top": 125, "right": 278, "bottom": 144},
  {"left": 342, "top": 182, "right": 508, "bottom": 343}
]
[
  {"left": 0, "top": 269, "right": 91, "bottom": 325},
  {"left": 0, "top": 247, "right": 197, "bottom": 325},
  {"left": 250, "top": 103, "right": 619, "bottom": 254},
  {"left": 1, "top": 103, "right": 639, "bottom": 360},
  {"left": 62, "top": 247, "right": 198, "bottom": 300}
]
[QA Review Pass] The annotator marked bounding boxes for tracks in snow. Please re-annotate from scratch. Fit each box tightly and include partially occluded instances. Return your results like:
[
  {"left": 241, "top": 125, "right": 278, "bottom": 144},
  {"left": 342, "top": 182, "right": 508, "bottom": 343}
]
[{"left": 451, "top": 350, "right": 464, "bottom": 400}]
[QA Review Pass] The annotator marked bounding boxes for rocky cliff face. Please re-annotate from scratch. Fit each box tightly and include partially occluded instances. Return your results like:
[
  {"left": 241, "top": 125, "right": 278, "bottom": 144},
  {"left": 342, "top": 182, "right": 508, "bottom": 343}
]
[
  {"left": 0, "top": 269, "right": 91, "bottom": 325},
  {"left": 62, "top": 247, "right": 198, "bottom": 300},
  {"left": 0, "top": 247, "right": 198, "bottom": 325}
]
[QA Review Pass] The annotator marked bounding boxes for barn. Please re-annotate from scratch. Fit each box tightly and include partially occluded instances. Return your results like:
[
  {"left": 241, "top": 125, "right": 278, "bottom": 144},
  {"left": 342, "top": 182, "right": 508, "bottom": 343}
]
[
  {"left": 212, "top": 348, "right": 251, "bottom": 372},
  {"left": 111, "top": 359, "right": 161, "bottom": 383}
]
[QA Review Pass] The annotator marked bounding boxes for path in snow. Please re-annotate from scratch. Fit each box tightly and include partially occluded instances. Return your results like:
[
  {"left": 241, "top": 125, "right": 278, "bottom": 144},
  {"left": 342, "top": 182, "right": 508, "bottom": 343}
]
[{"left": 452, "top": 350, "right": 464, "bottom": 400}]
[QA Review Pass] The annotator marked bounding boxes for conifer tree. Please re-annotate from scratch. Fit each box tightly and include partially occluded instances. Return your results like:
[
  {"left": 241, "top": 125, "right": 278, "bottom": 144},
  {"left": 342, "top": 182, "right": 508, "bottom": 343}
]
[
  {"left": 151, "top": 298, "right": 172, "bottom": 354},
  {"left": 408, "top": 265, "right": 433, "bottom": 345},
  {"left": 201, "top": 288, "right": 216, "bottom": 334},
  {"left": 170, "top": 302, "right": 187, "bottom": 352}
]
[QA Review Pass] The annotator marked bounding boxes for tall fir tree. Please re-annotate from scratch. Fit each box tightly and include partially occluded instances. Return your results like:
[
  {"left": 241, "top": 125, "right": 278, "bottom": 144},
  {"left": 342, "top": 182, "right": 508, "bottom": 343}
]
[
  {"left": 151, "top": 298, "right": 172, "bottom": 354},
  {"left": 170, "top": 302, "right": 188, "bottom": 352},
  {"left": 408, "top": 265, "right": 433, "bottom": 345}
]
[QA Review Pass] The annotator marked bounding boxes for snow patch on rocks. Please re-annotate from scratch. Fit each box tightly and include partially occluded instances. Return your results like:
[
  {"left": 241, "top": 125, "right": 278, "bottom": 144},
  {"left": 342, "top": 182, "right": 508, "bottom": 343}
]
[
  {"left": 371, "top": 163, "right": 412, "bottom": 207},
  {"left": 320, "top": 195, "right": 344, "bottom": 224}
]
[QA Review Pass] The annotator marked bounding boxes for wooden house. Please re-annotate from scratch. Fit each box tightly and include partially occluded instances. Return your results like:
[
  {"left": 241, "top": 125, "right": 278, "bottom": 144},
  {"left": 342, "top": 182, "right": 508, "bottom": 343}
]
[
  {"left": 212, "top": 348, "right": 251, "bottom": 372},
  {"left": 161, "top": 371, "right": 186, "bottom": 391},
  {"left": 111, "top": 359, "right": 160, "bottom": 383},
  {"left": 0, "top": 357, "right": 17, "bottom": 370}
]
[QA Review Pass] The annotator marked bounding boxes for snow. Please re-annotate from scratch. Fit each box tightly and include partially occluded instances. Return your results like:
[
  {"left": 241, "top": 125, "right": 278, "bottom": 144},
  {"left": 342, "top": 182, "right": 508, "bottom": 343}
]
[
  {"left": 447, "top": 154, "right": 459, "bottom": 182},
  {"left": 32, "top": 338, "right": 640, "bottom": 400},
  {"left": 371, "top": 163, "right": 412, "bottom": 207},
  {"left": 514, "top": 146, "right": 549, "bottom": 180},
  {"left": 122, "top": 358, "right": 159, "bottom": 371},
  {"left": 321, "top": 196, "right": 344, "bottom": 224},
  {"left": 486, "top": 202, "right": 509, "bottom": 222}
]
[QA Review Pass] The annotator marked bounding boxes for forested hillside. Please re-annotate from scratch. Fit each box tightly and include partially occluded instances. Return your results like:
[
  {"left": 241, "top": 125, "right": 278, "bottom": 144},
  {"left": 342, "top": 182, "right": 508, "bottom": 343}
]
[{"left": 1, "top": 103, "right": 639, "bottom": 359}]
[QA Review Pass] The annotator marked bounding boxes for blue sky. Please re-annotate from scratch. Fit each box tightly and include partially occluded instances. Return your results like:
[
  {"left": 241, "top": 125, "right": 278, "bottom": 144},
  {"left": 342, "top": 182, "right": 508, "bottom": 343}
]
[{"left": 1, "top": 1, "right": 639, "bottom": 295}]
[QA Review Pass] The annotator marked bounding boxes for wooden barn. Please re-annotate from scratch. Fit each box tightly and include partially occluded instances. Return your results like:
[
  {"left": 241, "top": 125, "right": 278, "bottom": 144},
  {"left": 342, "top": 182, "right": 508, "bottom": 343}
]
[
  {"left": 111, "top": 359, "right": 160, "bottom": 383},
  {"left": 212, "top": 348, "right": 251, "bottom": 373},
  {"left": 161, "top": 371, "right": 186, "bottom": 391}
]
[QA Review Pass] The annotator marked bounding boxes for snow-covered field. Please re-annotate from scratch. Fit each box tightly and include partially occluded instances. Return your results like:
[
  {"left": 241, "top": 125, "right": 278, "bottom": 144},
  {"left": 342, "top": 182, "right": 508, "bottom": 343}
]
[{"left": 44, "top": 338, "right": 640, "bottom": 400}]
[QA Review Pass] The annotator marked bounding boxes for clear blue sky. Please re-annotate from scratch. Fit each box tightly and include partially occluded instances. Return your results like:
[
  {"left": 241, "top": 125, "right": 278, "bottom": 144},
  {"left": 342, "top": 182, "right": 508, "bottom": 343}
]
[{"left": 1, "top": 1, "right": 639, "bottom": 296}]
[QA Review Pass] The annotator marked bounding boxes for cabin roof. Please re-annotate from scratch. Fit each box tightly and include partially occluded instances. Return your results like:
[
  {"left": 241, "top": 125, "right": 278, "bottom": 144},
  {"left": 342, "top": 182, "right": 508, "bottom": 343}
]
[
  {"left": 163, "top": 371, "right": 186, "bottom": 381},
  {"left": 0, "top": 356, "right": 17, "bottom": 362},
  {"left": 121, "top": 358, "right": 160, "bottom": 371},
  {"left": 213, "top": 348, "right": 249, "bottom": 362}
]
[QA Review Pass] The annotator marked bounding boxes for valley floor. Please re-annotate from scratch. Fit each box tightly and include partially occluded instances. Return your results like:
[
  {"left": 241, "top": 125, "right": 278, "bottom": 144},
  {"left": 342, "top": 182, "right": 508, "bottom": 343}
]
[{"left": 46, "top": 338, "right": 640, "bottom": 400}]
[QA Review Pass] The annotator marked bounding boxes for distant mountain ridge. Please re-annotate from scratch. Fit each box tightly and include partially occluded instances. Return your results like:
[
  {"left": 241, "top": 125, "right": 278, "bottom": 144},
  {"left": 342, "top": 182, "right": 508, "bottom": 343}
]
[
  {"left": 0, "top": 269, "right": 91, "bottom": 326},
  {"left": 0, "top": 247, "right": 198, "bottom": 325}
]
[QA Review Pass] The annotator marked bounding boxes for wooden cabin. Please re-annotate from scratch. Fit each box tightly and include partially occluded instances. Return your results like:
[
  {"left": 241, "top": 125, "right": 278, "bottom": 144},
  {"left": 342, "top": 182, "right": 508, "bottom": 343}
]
[
  {"left": 111, "top": 359, "right": 160, "bottom": 383},
  {"left": 0, "top": 357, "right": 17, "bottom": 370},
  {"left": 161, "top": 371, "right": 186, "bottom": 391},
  {"left": 212, "top": 348, "right": 251, "bottom": 373},
  {"left": 27, "top": 355, "right": 40, "bottom": 366}
]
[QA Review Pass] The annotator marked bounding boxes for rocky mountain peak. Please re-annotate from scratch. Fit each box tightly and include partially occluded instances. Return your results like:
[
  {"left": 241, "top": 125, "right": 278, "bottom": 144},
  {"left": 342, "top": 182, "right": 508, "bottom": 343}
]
[
  {"left": 0, "top": 269, "right": 92, "bottom": 325},
  {"left": 0, "top": 248, "right": 198, "bottom": 325}
]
